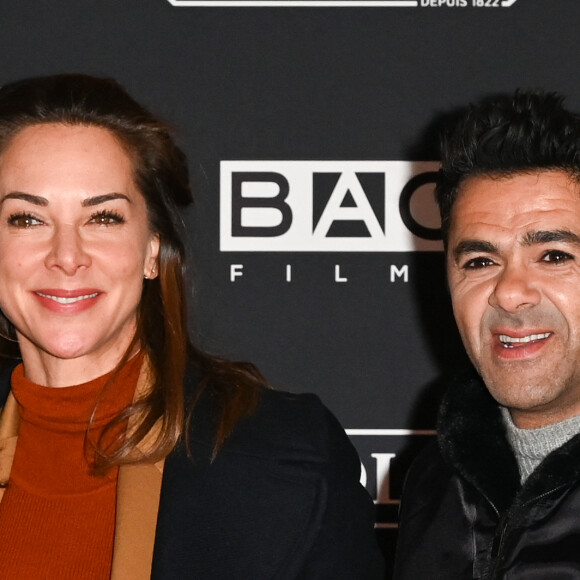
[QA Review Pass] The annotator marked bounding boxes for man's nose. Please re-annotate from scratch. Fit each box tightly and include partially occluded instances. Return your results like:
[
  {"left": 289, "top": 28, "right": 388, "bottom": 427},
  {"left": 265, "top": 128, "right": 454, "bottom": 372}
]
[{"left": 488, "top": 262, "right": 540, "bottom": 313}]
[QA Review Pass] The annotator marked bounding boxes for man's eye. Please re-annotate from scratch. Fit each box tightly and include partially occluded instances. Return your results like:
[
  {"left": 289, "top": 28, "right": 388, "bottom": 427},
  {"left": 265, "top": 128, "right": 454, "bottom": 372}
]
[
  {"left": 462, "top": 257, "right": 495, "bottom": 269},
  {"left": 542, "top": 250, "right": 574, "bottom": 264},
  {"left": 7, "top": 213, "right": 42, "bottom": 228},
  {"left": 89, "top": 210, "right": 125, "bottom": 225}
]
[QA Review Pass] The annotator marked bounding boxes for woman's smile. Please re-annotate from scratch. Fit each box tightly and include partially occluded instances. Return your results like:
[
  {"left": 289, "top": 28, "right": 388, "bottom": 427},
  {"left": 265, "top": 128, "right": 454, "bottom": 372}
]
[{"left": 33, "top": 289, "right": 103, "bottom": 313}]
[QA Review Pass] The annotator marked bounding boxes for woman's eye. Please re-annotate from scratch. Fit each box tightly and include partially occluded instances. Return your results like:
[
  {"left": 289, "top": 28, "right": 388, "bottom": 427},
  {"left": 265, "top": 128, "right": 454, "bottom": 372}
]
[
  {"left": 7, "top": 213, "right": 42, "bottom": 228},
  {"left": 462, "top": 257, "right": 495, "bottom": 270},
  {"left": 542, "top": 250, "right": 574, "bottom": 264},
  {"left": 89, "top": 210, "right": 125, "bottom": 225}
]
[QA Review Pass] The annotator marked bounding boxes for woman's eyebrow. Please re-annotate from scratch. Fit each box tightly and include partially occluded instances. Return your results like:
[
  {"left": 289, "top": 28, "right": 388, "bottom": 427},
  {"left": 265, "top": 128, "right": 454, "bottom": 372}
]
[
  {"left": 0, "top": 192, "right": 48, "bottom": 206},
  {"left": 81, "top": 193, "right": 131, "bottom": 207},
  {"left": 0, "top": 192, "right": 131, "bottom": 207}
]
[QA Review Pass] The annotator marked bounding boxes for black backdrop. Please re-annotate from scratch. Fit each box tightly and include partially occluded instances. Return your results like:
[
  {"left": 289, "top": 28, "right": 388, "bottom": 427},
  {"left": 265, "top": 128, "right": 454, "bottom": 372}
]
[{"left": 1, "top": 1, "right": 578, "bottom": 576}]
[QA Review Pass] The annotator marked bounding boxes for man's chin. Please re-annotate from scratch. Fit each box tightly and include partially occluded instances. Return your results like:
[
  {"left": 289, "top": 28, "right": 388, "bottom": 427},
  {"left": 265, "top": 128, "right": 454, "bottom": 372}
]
[{"left": 481, "top": 374, "right": 553, "bottom": 411}]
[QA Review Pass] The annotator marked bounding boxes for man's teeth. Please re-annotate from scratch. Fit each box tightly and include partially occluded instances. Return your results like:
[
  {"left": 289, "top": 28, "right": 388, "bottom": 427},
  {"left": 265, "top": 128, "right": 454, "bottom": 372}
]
[
  {"left": 499, "top": 332, "right": 551, "bottom": 347},
  {"left": 37, "top": 292, "right": 98, "bottom": 304}
]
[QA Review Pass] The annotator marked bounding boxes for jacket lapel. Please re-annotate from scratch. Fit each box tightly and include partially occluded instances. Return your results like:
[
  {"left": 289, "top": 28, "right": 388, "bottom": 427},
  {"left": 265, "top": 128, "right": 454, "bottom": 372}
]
[
  {"left": 0, "top": 392, "right": 19, "bottom": 503},
  {"left": 111, "top": 359, "right": 165, "bottom": 580},
  {"left": 111, "top": 459, "right": 164, "bottom": 580},
  {"left": 438, "top": 370, "right": 521, "bottom": 513}
]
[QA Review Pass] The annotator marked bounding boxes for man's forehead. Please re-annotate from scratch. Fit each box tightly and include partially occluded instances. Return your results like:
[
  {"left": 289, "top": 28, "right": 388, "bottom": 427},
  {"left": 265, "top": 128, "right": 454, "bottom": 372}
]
[
  {"left": 455, "top": 169, "right": 580, "bottom": 200},
  {"left": 460, "top": 166, "right": 579, "bottom": 183},
  {"left": 448, "top": 171, "right": 580, "bottom": 253},
  {"left": 452, "top": 171, "right": 580, "bottom": 220}
]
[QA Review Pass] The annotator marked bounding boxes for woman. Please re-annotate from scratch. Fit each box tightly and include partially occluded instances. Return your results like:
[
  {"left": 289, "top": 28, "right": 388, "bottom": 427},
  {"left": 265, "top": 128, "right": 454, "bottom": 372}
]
[{"left": 0, "top": 74, "right": 383, "bottom": 579}]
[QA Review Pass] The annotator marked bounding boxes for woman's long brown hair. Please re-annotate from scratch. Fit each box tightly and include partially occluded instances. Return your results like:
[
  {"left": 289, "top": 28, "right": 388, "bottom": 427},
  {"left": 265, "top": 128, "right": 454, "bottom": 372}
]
[{"left": 0, "top": 74, "right": 264, "bottom": 468}]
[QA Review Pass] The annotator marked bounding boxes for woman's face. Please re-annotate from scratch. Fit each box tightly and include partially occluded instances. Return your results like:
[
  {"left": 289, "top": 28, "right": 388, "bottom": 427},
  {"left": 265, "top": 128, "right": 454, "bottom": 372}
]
[{"left": 0, "top": 123, "right": 160, "bottom": 386}]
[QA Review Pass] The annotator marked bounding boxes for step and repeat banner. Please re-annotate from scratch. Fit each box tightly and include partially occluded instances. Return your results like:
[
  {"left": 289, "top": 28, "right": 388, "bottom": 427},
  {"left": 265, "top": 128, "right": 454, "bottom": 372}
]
[{"left": 1, "top": 1, "right": 578, "bottom": 576}]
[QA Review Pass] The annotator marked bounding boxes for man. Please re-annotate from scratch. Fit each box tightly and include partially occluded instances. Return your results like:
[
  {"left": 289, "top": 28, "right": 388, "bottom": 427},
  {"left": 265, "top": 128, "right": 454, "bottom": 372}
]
[{"left": 394, "top": 91, "right": 580, "bottom": 579}]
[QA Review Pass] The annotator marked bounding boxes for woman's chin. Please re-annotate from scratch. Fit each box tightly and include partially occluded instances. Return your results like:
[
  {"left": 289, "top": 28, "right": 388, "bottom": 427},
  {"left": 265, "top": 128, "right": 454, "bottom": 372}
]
[{"left": 20, "top": 334, "right": 124, "bottom": 368}]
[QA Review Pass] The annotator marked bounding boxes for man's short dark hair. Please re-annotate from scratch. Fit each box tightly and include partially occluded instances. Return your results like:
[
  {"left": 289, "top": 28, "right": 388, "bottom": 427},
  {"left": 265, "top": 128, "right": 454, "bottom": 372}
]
[{"left": 436, "top": 90, "right": 580, "bottom": 245}]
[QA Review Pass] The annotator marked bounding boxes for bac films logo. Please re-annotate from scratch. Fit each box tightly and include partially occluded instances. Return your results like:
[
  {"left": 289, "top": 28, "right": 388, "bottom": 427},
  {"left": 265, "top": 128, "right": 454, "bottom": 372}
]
[
  {"left": 167, "top": 0, "right": 517, "bottom": 8},
  {"left": 221, "top": 160, "right": 442, "bottom": 253}
]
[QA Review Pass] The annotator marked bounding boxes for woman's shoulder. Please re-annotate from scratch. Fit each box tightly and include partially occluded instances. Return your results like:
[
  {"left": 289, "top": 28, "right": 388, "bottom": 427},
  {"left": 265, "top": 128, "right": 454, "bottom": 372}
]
[
  {"left": 159, "top": 369, "right": 383, "bottom": 580},
  {"left": 184, "top": 368, "right": 359, "bottom": 471},
  {"left": 239, "top": 386, "right": 355, "bottom": 461}
]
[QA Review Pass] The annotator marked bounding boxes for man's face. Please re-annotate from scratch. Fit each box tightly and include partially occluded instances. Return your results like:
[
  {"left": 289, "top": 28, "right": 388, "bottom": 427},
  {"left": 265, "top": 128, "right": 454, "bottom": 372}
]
[{"left": 447, "top": 170, "right": 580, "bottom": 428}]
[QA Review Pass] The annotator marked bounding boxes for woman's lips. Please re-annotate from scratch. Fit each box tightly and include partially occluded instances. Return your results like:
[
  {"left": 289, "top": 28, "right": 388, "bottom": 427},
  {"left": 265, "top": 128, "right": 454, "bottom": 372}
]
[{"left": 33, "top": 289, "right": 102, "bottom": 313}]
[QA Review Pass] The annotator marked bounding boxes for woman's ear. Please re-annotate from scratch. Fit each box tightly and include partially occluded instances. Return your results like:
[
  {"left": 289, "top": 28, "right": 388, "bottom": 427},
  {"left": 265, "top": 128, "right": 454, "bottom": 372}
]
[{"left": 144, "top": 234, "right": 160, "bottom": 279}]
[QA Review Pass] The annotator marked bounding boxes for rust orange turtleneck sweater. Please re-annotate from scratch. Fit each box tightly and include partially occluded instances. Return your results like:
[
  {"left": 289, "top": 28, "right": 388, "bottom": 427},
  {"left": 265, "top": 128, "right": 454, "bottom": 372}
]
[{"left": 0, "top": 355, "right": 141, "bottom": 579}]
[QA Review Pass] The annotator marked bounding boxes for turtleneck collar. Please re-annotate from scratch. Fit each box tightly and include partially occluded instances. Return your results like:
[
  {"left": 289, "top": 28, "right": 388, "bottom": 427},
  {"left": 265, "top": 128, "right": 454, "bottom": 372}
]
[{"left": 9, "top": 353, "right": 142, "bottom": 495}]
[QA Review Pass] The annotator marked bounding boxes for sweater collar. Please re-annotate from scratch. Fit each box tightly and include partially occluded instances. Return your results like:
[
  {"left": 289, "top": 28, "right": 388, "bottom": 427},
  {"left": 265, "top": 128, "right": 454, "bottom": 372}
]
[
  {"left": 11, "top": 357, "right": 140, "bottom": 432},
  {"left": 438, "top": 368, "right": 580, "bottom": 513}
]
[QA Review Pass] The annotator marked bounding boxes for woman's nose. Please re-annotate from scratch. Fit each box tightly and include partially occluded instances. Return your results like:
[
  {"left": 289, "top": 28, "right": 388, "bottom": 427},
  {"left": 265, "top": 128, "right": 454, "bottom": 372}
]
[{"left": 44, "top": 225, "right": 91, "bottom": 275}]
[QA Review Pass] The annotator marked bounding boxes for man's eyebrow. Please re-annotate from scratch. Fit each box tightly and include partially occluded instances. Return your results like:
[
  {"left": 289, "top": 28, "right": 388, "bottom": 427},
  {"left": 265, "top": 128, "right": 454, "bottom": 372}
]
[
  {"left": 452, "top": 239, "right": 499, "bottom": 261},
  {"left": 522, "top": 229, "right": 580, "bottom": 246},
  {"left": 0, "top": 192, "right": 48, "bottom": 206},
  {"left": 81, "top": 193, "right": 131, "bottom": 207}
]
